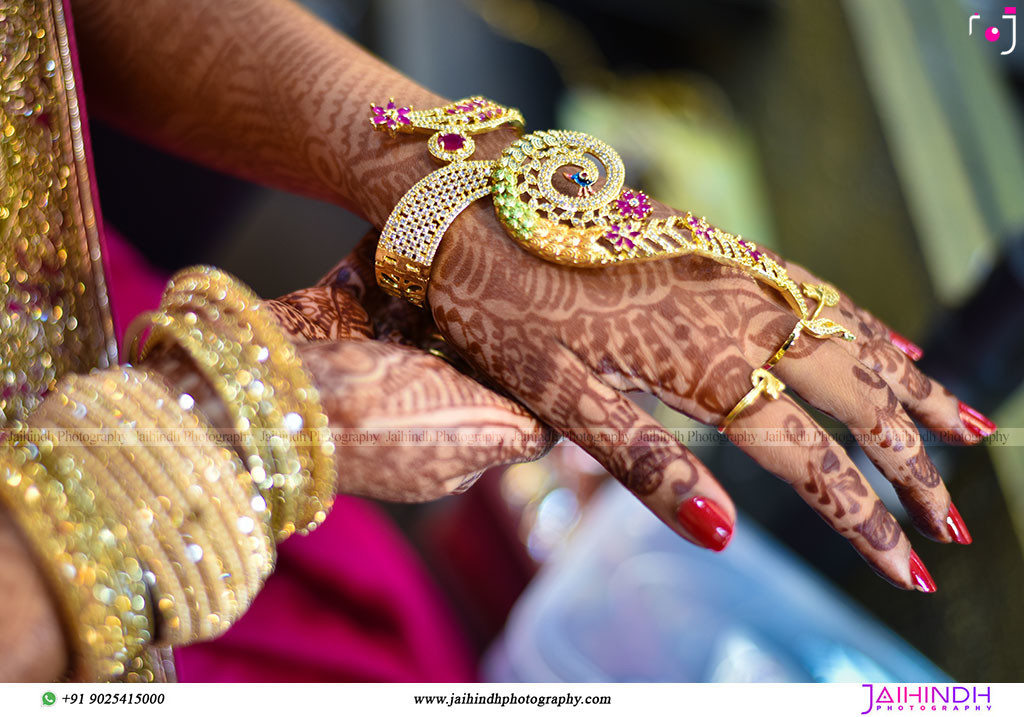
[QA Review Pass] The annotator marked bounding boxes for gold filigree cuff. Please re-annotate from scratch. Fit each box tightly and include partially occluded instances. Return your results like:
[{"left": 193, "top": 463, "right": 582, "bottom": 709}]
[
  {"left": 370, "top": 97, "right": 525, "bottom": 305},
  {"left": 375, "top": 161, "right": 494, "bottom": 306}
]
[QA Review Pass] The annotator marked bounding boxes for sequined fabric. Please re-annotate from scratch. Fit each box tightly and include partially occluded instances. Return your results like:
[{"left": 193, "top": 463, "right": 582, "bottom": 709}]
[{"left": 0, "top": 0, "right": 116, "bottom": 426}]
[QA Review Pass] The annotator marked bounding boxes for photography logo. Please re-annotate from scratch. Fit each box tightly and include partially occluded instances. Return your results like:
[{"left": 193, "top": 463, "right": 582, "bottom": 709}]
[
  {"left": 860, "top": 684, "right": 993, "bottom": 713},
  {"left": 970, "top": 7, "right": 1018, "bottom": 54}
]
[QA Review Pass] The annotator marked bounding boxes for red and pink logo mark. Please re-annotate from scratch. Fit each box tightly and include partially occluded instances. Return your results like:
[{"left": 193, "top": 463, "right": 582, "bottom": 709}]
[{"left": 970, "top": 7, "right": 1017, "bottom": 54}]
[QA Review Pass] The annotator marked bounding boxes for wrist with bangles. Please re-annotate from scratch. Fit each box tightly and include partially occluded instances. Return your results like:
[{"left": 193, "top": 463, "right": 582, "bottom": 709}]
[
  {"left": 367, "top": 95, "right": 854, "bottom": 434},
  {"left": 0, "top": 267, "right": 337, "bottom": 681}
]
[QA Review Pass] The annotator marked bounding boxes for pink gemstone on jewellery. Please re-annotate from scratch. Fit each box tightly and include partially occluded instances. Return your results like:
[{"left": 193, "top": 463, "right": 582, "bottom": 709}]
[
  {"left": 606, "top": 224, "right": 640, "bottom": 250},
  {"left": 371, "top": 100, "right": 412, "bottom": 130},
  {"left": 615, "top": 189, "right": 652, "bottom": 220},
  {"left": 439, "top": 133, "right": 466, "bottom": 152},
  {"left": 750, "top": 249, "right": 763, "bottom": 260}
]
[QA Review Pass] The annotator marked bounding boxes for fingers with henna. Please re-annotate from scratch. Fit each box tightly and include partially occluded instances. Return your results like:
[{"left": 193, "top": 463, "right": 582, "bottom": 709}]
[
  {"left": 846, "top": 336, "right": 994, "bottom": 445},
  {"left": 722, "top": 394, "right": 936, "bottom": 591},
  {"left": 275, "top": 285, "right": 373, "bottom": 340},
  {"left": 529, "top": 344, "right": 736, "bottom": 551},
  {"left": 298, "top": 340, "right": 553, "bottom": 502},
  {"left": 775, "top": 264, "right": 994, "bottom": 445},
  {"left": 775, "top": 341, "right": 964, "bottom": 544}
]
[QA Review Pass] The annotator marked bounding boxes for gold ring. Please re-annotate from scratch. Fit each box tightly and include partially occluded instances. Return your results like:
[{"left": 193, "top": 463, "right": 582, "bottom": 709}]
[
  {"left": 761, "top": 319, "right": 804, "bottom": 371},
  {"left": 718, "top": 368, "right": 786, "bottom": 433}
]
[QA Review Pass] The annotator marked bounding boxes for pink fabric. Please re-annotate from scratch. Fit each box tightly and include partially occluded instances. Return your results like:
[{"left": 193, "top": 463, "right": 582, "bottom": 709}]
[
  {"left": 103, "top": 232, "right": 167, "bottom": 351},
  {"left": 104, "top": 229, "right": 476, "bottom": 683}
]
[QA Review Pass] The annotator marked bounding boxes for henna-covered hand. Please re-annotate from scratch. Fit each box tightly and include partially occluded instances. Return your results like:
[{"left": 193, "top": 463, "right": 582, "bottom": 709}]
[
  {"left": 316, "top": 191, "right": 990, "bottom": 593},
  {"left": 268, "top": 277, "right": 555, "bottom": 501},
  {"left": 69, "top": 0, "right": 986, "bottom": 591}
]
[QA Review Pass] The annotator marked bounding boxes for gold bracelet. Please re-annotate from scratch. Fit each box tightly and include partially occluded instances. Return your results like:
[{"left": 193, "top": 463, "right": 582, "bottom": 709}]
[
  {"left": 127, "top": 266, "right": 336, "bottom": 540},
  {"left": 164, "top": 267, "right": 335, "bottom": 533},
  {"left": 0, "top": 426, "right": 154, "bottom": 681},
  {"left": 77, "top": 369, "right": 272, "bottom": 641},
  {"left": 369, "top": 96, "right": 525, "bottom": 306}
]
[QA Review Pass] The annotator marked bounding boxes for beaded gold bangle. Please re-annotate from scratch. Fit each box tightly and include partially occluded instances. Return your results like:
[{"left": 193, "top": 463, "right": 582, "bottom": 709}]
[
  {"left": 127, "top": 266, "right": 336, "bottom": 540},
  {"left": 75, "top": 369, "right": 273, "bottom": 641},
  {"left": 133, "top": 371, "right": 274, "bottom": 598},
  {"left": 134, "top": 312, "right": 303, "bottom": 541},
  {"left": 163, "top": 267, "right": 335, "bottom": 531},
  {"left": 31, "top": 386, "right": 199, "bottom": 645},
  {"left": 98, "top": 377, "right": 270, "bottom": 640},
  {"left": 0, "top": 426, "right": 154, "bottom": 681},
  {"left": 29, "top": 367, "right": 276, "bottom": 648}
]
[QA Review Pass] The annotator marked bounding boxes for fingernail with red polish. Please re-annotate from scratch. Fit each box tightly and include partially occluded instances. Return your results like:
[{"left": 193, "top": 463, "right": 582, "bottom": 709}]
[
  {"left": 676, "top": 496, "right": 733, "bottom": 552},
  {"left": 959, "top": 401, "right": 996, "bottom": 438},
  {"left": 889, "top": 330, "right": 924, "bottom": 361},
  {"left": 945, "top": 502, "right": 972, "bottom": 545},
  {"left": 908, "top": 550, "right": 937, "bottom": 593}
]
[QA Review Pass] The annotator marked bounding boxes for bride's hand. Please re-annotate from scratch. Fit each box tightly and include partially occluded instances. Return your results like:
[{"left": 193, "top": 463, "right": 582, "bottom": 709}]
[
  {"left": 265, "top": 272, "right": 555, "bottom": 502},
  {"left": 325, "top": 195, "right": 991, "bottom": 592}
]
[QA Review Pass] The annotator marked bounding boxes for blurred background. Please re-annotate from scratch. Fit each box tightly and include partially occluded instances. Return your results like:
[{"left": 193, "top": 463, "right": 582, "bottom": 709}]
[{"left": 91, "top": 0, "right": 1024, "bottom": 681}]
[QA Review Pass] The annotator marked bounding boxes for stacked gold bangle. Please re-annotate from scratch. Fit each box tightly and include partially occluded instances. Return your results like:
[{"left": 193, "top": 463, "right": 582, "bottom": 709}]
[
  {"left": 127, "top": 266, "right": 337, "bottom": 541},
  {"left": 1, "top": 266, "right": 336, "bottom": 680},
  {"left": 0, "top": 423, "right": 154, "bottom": 681},
  {"left": 31, "top": 368, "right": 275, "bottom": 646}
]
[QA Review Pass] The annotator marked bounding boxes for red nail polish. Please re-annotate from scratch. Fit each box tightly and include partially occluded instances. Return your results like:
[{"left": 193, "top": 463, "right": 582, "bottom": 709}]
[
  {"left": 959, "top": 401, "right": 996, "bottom": 438},
  {"left": 908, "top": 550, "right": 937, "bottom": 593},
  {"left": 676, "top": 496, "right": 733, "bottom": 552},
  {"left": 889, "top": 330, "right": 924, "bottom": 361},
  {"left": 945, "top": 502, "right": 972, "bottom": 545}
]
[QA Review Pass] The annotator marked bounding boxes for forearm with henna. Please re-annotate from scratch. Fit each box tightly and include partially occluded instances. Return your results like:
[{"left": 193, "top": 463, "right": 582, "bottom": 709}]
[{"left": 70, "top": 0, "right": 516, "bottom": 226}]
